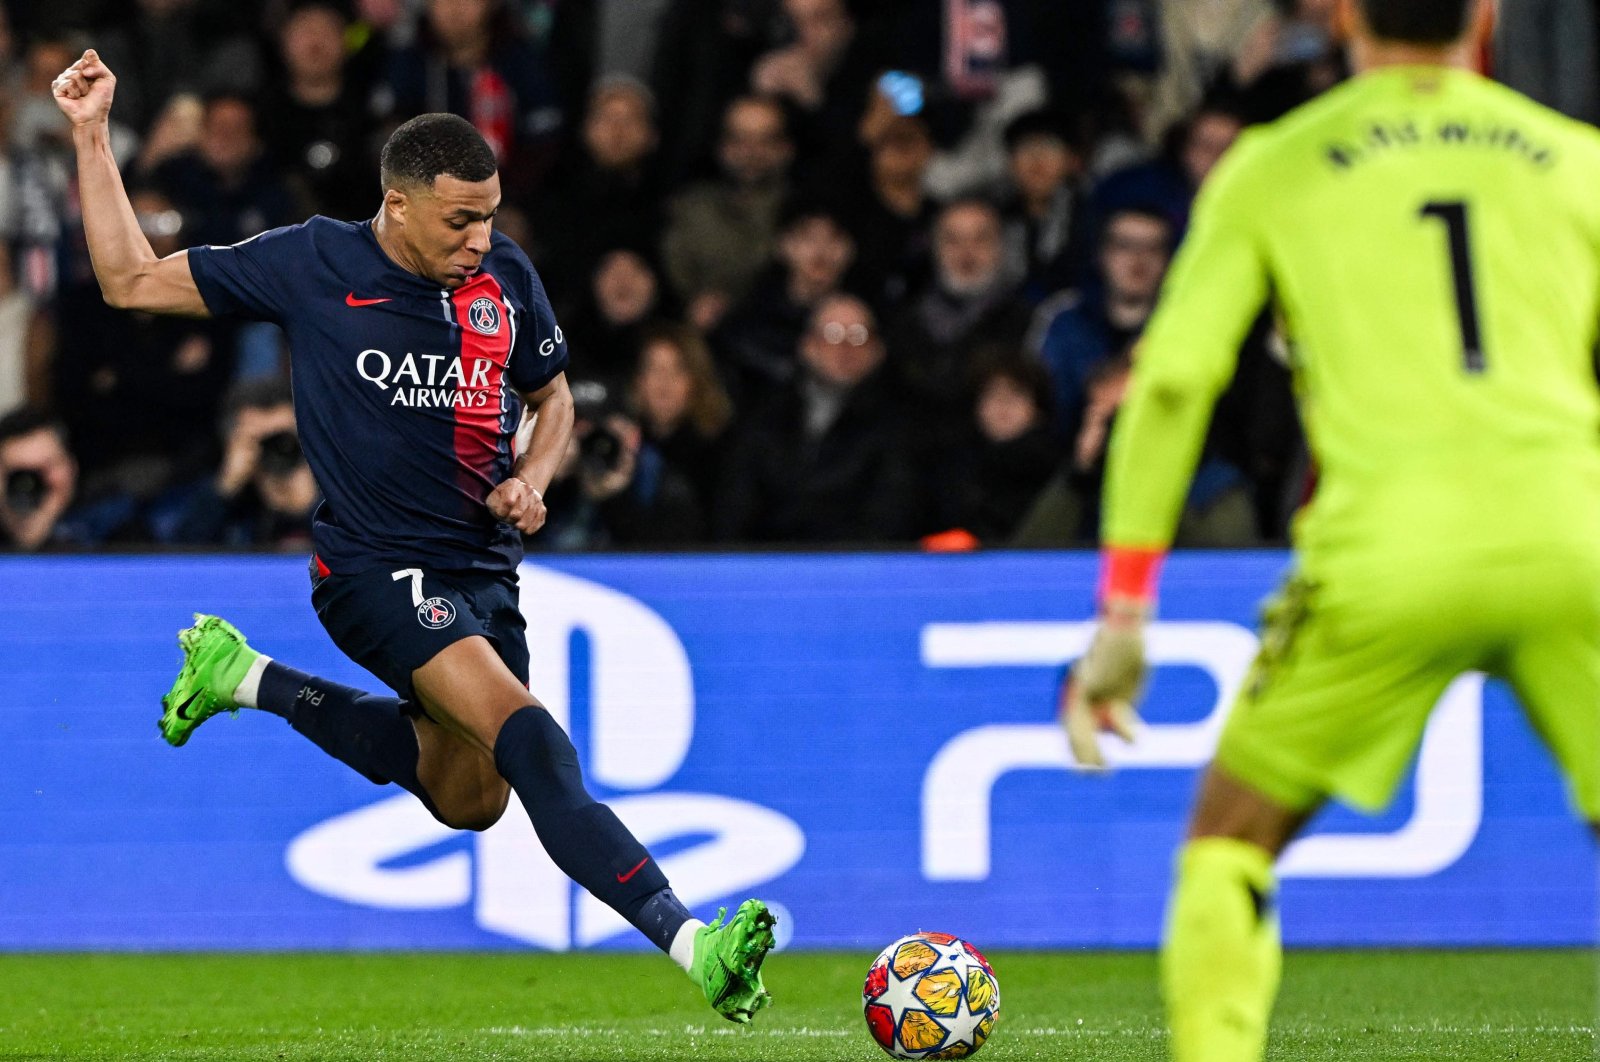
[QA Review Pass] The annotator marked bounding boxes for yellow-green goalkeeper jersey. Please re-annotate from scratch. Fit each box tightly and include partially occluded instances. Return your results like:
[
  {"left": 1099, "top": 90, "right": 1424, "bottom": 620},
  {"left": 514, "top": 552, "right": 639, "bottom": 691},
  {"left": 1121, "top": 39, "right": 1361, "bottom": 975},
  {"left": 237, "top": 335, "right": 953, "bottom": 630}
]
[{"left": 1103, "top": 66, "right": 1600, "bottom": 562}]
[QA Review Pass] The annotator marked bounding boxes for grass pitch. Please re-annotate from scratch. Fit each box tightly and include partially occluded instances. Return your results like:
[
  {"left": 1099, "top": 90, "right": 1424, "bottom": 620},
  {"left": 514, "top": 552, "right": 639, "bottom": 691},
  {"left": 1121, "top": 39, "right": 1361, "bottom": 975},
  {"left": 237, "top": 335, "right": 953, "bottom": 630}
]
[{"left": 0, "top": 950, "right": 1591, "bottom": 1061}]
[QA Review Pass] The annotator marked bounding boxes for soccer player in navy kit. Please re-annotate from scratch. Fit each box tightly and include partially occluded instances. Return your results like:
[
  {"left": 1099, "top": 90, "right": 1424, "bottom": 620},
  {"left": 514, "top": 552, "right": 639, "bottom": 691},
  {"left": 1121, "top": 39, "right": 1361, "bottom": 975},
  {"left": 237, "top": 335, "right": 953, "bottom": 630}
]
[{"left": 52, "top": 49, "right": 776, "bottom": 1021}]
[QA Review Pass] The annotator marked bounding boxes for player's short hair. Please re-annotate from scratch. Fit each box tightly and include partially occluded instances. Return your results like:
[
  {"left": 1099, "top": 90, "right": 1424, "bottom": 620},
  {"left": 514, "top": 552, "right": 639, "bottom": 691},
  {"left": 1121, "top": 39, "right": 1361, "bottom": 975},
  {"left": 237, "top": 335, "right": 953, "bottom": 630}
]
[
  {"left": 1358, "top": 0, "right": 1474, "bottom": 44},
  {"left": 379, "top": 113, "right": 497, "bottom": 194}
]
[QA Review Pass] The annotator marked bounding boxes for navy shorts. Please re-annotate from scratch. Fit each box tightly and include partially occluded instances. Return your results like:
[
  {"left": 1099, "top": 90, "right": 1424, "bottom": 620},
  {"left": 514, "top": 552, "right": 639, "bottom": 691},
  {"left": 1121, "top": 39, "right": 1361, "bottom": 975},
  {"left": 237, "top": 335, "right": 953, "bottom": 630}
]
[{"left": 310, "top": 559, "right": 530, "bottom": 704}]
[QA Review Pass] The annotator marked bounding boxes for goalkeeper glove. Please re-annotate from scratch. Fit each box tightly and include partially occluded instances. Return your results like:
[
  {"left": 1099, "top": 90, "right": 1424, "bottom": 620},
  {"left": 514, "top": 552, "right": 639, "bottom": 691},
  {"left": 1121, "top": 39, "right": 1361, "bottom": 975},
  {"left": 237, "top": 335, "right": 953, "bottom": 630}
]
[{"left": 1059, "top": 548, "right": 1164, "bottom": 768}]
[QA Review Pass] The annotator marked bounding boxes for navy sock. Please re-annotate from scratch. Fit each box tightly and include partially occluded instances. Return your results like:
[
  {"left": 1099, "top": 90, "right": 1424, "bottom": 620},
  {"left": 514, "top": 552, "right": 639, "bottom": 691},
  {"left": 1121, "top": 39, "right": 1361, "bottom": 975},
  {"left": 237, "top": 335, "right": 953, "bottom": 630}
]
[
  {"left": 259, "top": 661, "right": 437, "bottom": 817},
  {"left": 493, "top": 705, "right": 690, "bottom": 953}
]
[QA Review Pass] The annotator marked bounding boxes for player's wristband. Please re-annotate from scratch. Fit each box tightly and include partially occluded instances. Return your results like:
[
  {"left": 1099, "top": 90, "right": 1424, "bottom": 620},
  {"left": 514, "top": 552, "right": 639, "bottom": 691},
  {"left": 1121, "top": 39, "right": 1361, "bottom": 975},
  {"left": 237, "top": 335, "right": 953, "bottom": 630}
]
[{"left": 1097, "top": 546, "right": 1166, "bottom": 610}]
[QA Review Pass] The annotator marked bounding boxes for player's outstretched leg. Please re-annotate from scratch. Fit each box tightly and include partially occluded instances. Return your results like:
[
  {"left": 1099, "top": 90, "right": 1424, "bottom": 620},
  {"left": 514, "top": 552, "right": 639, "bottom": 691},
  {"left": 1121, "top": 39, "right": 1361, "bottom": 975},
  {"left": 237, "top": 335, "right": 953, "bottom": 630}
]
[
  {"left": 689, "top": 899, "right": 778, "bottom": 1023},
  {"left": 489, "top": 703, "right": 778, "bottom": 1022},
  {"left": 161, "top": 614, "right": 437, "bottom": 812}
]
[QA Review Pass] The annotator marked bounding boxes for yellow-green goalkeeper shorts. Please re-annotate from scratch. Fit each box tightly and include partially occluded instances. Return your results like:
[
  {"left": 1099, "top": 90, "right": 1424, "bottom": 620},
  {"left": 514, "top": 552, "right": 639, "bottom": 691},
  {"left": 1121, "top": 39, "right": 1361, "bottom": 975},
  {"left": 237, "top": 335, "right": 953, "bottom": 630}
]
[{"left": 1213, "top": 547, "right": 1600, "bottom": 820}]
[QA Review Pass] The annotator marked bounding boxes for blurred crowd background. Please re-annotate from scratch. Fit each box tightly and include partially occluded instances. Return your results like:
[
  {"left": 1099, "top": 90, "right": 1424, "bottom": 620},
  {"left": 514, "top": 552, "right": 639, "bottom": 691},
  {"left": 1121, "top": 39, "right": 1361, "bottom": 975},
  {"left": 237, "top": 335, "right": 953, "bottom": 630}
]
[{"left": 0, "top": 0, "right": 1594, "bottom": 552}]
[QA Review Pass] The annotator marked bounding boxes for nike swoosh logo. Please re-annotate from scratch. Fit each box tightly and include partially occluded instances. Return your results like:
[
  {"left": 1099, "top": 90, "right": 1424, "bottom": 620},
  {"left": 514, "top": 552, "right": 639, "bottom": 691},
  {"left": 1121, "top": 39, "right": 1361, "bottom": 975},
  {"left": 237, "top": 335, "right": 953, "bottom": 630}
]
[
  {"left": 173, "top": 691, "right": 202, "bottom": 721},
  {"left": 346, "top": 293, "right": 391, "bottom": 307},
  {"left": 616, "top": 857, "right": 650, "bottom": 883}
]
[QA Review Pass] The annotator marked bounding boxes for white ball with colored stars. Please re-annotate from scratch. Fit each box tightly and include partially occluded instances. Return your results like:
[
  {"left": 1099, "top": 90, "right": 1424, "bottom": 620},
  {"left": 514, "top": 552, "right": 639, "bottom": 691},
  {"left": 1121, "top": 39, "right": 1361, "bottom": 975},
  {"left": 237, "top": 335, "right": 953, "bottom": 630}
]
[{"left": 862, "top": 932, "right": 1001, "bottom": 1059}]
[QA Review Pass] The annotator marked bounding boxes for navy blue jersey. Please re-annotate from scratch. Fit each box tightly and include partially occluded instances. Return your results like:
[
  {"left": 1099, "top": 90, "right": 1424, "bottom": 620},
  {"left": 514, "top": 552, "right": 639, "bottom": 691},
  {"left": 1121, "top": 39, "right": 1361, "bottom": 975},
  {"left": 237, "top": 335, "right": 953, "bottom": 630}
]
[{"left": 188, "top": 217, "right": 569, "bottom": 573}]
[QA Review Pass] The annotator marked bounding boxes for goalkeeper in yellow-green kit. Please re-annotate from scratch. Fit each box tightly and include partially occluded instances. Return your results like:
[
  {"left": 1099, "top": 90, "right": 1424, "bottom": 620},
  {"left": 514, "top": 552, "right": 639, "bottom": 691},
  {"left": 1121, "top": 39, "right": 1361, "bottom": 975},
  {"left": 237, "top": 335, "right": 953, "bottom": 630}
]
[{"left": 1063, "top": 0, "right": 1600, "bottom": 1059}]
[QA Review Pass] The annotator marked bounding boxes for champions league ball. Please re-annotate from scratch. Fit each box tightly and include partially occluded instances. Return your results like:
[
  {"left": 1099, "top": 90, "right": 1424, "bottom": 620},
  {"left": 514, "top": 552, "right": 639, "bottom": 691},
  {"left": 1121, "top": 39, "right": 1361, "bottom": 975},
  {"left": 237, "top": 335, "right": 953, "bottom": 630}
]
[{"left": 862, "top": 932, "right": 1000, "bottom": 1059}]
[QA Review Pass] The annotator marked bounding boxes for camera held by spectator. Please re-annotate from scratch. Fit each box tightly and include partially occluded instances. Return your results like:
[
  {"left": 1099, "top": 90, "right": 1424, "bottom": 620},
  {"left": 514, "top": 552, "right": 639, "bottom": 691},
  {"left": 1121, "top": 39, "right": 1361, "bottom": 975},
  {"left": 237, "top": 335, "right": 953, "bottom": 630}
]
[
  {"left": 535, "top": 379, "right": 705, "bottom": 550},
  {"left": 0, "top": 408, "right": 77, "bottom": 550},
  {"left": 165, "top": 378, "right": 317, "bottom": 547},
  {"left": 569, "top": 379, "right": 638, "bottom": 499},
  {"left": 0, "top": 407, "right": 141, "bottom": 550}
]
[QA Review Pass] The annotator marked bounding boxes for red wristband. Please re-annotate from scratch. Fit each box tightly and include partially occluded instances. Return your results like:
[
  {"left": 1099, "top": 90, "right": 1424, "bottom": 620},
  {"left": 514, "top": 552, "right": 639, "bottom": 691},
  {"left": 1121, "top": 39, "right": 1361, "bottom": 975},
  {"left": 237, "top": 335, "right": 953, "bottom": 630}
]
[{"left": 1097, "top": 546, "right": 1166, "bottom": 605}]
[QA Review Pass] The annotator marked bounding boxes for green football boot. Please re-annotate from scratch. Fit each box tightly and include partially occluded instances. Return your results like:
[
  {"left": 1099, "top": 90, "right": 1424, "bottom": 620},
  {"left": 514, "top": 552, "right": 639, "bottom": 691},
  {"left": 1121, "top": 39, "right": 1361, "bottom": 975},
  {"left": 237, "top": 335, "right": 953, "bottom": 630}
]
[
  {"left": 691, "top": 899, "right": 777, "bottom": 1024},
  {"left": 159, "top": 614, "right": 258, "bottom": 747}
]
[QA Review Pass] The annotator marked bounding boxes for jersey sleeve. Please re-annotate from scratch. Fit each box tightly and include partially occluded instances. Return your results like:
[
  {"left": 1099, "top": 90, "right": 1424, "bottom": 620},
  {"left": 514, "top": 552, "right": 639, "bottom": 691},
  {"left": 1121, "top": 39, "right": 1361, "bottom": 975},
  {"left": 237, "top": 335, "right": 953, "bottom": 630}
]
[
  {"left": 509, "top": 257, "right": 570, "bottom": 394},
  {"left": 185, "top": 222, "right": 313, "bottom": 323},
  {"left": 1101, "top": 132, "right": 1273, "bottom": 550}
]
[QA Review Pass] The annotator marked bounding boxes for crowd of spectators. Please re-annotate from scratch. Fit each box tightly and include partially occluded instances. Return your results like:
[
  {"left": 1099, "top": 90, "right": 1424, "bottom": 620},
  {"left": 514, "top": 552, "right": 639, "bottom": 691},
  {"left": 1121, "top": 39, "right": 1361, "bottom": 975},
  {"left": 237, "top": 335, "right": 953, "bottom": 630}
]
[{"left": 1, "top": 0, "right": 1595, "bottom": 552}]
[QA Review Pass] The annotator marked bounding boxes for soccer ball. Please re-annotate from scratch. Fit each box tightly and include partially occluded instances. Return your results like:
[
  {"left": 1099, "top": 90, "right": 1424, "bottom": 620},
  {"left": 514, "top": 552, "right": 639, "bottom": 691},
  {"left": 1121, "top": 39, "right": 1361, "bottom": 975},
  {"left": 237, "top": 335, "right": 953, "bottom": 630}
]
[{"left": 862, "top": 932, "right": 1000, "bottom": 1059}]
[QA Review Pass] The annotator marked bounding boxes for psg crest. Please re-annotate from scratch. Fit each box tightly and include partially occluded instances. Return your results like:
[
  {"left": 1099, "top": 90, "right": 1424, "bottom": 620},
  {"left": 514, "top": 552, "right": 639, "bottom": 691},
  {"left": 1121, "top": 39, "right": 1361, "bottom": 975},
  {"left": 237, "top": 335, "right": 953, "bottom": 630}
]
[
  {"left": 416, "top": 597, "right": 457, "bottom": 629},
  {"left": 468, "top": 296, "right": 501, "bottom": 335}
]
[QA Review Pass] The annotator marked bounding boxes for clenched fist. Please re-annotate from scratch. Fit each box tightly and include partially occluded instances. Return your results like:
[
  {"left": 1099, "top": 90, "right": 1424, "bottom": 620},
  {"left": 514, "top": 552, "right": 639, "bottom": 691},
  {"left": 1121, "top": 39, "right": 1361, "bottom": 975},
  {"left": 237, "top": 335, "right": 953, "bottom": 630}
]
[
  {"left": 487, "top": 478, "right": 548, "bottom": 535},
  {"left": 52, "top": 49, "right": 117, "bottom": 128}
]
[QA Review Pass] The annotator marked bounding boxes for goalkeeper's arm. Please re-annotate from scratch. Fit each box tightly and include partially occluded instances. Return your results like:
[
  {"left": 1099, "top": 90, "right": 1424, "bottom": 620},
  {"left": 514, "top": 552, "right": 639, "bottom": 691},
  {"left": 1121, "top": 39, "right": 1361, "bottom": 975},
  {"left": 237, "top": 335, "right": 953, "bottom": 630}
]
[
  {"left": 1063, "top": 136, "right": 1270, "bottom": 766},
  {"left": 1061, "top": 364, "right": 1225, "bottom": 767}
]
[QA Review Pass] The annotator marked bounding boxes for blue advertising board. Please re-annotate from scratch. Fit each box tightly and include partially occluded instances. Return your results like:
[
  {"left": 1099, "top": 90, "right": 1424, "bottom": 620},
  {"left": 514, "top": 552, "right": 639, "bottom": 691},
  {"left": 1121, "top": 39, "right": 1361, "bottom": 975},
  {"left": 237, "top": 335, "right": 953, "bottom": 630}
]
[{"left": 0, "top": 553, "right": 1592, "bottom": 950}]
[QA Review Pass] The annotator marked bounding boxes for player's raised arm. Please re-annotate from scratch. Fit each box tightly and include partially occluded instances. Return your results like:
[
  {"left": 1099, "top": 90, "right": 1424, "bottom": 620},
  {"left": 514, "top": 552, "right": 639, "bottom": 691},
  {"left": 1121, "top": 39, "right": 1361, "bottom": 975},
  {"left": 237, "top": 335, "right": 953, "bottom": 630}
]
[
  {"left": 52, "top": 49, "right": 208, "bottom": 317},
  {"left": 487, "top": 372, "right": 575, "bottom": 535},
  {"left": 1062, "top": 135, "right": 1272, "bottom": 767}
]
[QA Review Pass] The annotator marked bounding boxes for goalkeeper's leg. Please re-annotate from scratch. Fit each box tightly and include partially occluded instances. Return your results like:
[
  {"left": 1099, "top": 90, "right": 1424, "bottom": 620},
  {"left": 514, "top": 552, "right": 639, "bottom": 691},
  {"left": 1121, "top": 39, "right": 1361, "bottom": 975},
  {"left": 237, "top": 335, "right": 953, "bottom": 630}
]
[{"left": 1161, "top": 767, "right": 1313, "bottom": 1062}]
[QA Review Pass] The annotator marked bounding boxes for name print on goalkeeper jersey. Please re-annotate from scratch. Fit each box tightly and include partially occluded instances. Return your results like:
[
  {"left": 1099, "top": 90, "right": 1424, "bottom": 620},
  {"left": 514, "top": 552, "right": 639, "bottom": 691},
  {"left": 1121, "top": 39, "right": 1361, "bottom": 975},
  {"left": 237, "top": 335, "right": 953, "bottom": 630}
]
[
  {"left": 1321, "top": 114, "right": 1556, "bottom": 171},
  {"left": 187, "top": 217, "right": 569, "bottom": 574}
]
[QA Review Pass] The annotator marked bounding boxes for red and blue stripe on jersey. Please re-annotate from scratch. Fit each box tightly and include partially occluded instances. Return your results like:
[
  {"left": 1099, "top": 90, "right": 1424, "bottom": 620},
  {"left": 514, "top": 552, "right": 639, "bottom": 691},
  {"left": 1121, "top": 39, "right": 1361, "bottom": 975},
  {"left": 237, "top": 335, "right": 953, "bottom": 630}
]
[{"left": 446, "top": 272, "right": 518, "bottom": 498}]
